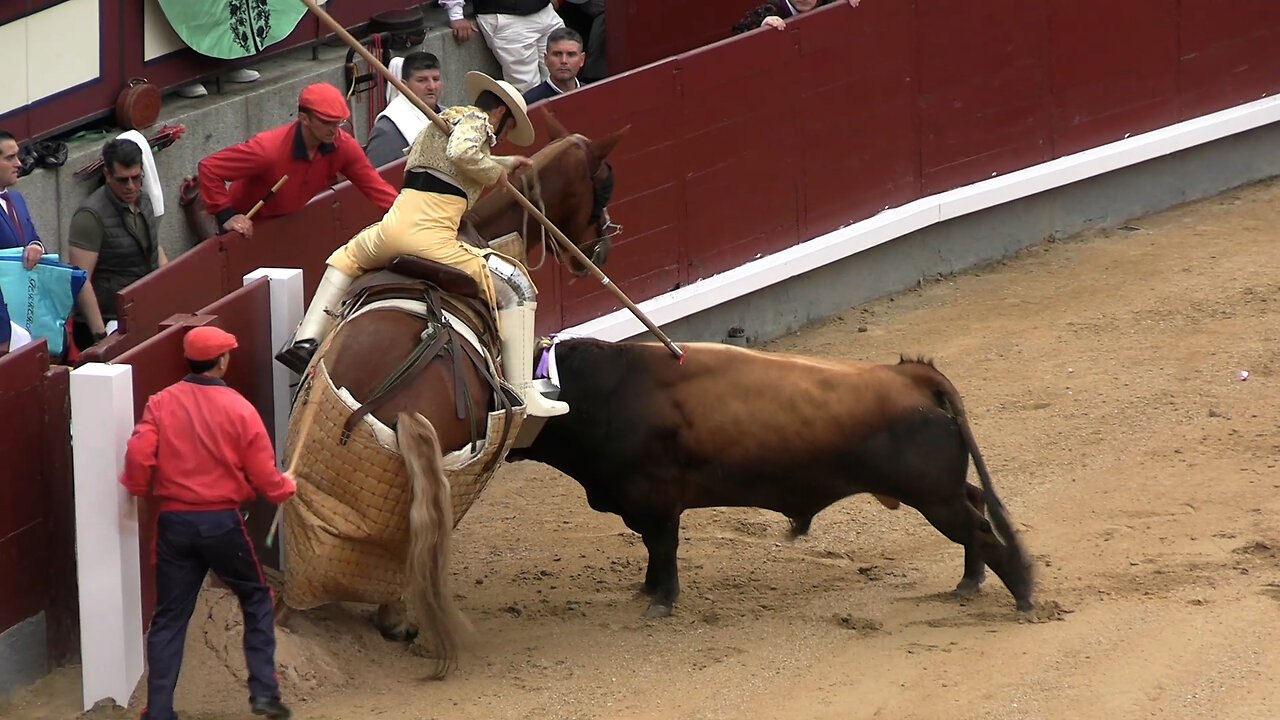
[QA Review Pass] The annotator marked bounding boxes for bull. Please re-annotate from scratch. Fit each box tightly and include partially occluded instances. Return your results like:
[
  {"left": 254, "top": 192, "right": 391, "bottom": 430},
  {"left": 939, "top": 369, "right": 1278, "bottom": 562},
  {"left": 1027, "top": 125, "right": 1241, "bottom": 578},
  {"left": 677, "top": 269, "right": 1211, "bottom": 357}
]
[{"left": 510, "top": 339, "right": 1035, "bottom": 617}]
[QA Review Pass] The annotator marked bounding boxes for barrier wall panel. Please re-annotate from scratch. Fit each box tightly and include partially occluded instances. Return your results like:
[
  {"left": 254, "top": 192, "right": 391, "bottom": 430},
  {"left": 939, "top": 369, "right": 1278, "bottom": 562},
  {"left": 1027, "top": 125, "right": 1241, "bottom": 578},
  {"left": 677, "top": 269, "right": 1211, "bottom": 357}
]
[
  {"left": 41, "top": 365, "right": 78, "bottom": 664},
  {"left": 0, "top": 522, "right": 46, "bottom": 631},
  {"left": 1179, "top": 29, "right": 1280, "bottom": 119},
  {"left": 562, "top": 266, "right": 681, "bottom": 329},
  {"left": 917, "top": 0, "right": 1050, "bottom": 191},
  {"left": 0, "top": 384, "right": 43, "bottom": 537},
  {"left": 603, "top": 0, "right": 746, "bottom": 75},
  {"left": 1047, "top": 0, "right": 1179, "bottom": 156},
  {"left": 0, "top": 342, "right": 50, "bottom": 633},
  {"left": 1178, "top": 0, "right": 1280, "bottom": 53},
  {"left": 118, "top": 239, "right": 224, "bottom": 337}
]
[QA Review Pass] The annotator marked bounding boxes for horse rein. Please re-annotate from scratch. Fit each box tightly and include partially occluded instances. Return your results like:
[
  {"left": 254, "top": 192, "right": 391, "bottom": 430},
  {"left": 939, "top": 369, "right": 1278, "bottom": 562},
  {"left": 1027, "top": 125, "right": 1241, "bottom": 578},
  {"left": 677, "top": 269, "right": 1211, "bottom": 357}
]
[{"left": 513, "top": 135, "right": 621, "bottom": 274}]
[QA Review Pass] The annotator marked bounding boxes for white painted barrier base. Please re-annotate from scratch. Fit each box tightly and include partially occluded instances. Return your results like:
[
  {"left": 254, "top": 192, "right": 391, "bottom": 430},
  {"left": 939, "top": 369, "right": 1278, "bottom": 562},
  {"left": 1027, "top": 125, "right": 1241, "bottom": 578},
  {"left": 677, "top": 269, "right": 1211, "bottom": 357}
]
[
  {"left": 568, "top": 94, "right": 1280, "bottom": 341},
  {"left": 70, "top": 363, "right": 143, "bottom": 712}
]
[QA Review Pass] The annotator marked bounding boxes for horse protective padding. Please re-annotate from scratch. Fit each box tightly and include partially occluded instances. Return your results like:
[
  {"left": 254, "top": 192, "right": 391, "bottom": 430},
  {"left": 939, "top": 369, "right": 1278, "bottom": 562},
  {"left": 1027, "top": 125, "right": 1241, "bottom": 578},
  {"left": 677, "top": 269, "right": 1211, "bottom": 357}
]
[{"left": 282, "top": 358, "right": 523, "bottom": 610}]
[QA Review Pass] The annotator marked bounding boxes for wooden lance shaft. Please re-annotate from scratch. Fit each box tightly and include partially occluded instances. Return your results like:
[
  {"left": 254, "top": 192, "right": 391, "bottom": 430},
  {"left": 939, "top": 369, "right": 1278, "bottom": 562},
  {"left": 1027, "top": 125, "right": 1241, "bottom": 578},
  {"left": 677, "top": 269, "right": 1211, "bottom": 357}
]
[
  {"left": 297, "top": 0, "right": 684, "bottom": 361},
  {"left": 245, "top": 174, "right": 288, "bottom": 220}
]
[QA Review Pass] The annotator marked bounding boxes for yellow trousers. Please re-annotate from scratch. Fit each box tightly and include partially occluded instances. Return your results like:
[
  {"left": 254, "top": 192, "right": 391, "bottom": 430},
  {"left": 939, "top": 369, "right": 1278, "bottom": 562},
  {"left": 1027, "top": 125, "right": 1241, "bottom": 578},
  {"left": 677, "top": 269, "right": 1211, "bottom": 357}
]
[{"left": 327, "top": 189, "right": 526, "bottom": 311}]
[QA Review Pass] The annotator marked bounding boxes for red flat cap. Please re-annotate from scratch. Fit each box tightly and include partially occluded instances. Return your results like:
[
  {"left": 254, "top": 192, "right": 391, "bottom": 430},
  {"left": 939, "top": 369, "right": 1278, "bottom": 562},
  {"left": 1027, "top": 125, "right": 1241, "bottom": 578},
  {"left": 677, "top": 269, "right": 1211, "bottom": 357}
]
[
  {"left": 183, "top": 326, "right": 238, "bottom": 361},
  {"left": 298, "top": 83, "right": 350, "bottom": 122}
]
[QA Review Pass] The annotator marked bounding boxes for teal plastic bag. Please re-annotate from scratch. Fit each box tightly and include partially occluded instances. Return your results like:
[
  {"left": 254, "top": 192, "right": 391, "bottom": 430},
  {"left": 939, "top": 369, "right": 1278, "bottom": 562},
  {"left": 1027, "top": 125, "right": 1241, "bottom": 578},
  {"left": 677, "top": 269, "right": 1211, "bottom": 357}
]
[{"left": 0, "top": 249, "right": 88, "bottom": 356}]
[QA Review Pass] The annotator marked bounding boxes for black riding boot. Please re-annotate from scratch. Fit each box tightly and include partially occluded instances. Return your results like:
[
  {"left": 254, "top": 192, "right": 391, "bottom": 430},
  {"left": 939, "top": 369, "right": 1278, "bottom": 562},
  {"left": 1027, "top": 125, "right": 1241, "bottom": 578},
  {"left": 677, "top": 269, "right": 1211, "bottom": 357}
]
[{"left": 274, "top": 340, "right": 318, "bottom": 374}]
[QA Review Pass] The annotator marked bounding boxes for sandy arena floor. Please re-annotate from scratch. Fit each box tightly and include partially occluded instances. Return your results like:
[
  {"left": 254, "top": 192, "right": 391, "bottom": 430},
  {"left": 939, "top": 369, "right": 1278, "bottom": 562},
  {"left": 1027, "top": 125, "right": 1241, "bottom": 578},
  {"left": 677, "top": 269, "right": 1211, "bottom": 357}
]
[{"left": 4, "top": 176, "right": 1279, "bottom": 720}]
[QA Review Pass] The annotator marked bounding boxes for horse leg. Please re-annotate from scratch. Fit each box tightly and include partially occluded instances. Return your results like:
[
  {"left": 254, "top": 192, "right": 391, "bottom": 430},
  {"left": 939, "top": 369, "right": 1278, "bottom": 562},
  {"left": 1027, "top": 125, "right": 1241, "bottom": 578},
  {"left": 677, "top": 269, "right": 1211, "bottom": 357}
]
[
  {"left": 626, "top": 512, "right": 681, "bottom": 618},
  {"left": 374, "top": 600, "right": 418, "bottom": 642},
  {"left": 955, "top": 482, "right": 988, "bottom": 597}
]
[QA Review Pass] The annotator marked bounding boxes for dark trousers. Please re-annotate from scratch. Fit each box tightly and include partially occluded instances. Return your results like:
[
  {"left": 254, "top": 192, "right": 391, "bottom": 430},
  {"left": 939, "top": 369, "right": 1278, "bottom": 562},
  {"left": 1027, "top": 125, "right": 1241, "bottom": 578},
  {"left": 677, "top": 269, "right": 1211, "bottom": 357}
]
[{"left": 142, "top": 509, "right": 279, "bottom": 720}]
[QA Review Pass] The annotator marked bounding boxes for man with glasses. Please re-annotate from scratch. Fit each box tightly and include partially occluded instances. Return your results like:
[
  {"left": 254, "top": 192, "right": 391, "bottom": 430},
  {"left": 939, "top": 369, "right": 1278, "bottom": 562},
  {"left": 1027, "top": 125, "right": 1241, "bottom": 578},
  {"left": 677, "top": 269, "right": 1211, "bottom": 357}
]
[
  {"left": 198, "top": 83, "right": 397, "bottom": 239},
  {"left": 68, "top": 139, "right": 168, "bottom": 351}
]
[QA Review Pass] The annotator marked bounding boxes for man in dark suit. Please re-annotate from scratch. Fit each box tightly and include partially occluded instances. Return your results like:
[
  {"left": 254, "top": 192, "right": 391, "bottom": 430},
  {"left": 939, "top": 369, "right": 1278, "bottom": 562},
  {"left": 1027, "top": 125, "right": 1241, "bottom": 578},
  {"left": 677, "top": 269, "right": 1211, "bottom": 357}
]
[
  {"left": 0, "top": 129, "right": 46, "bottom": 271},
  {"left": 522, "top": 27, "right": 586, "bottom": 106}
]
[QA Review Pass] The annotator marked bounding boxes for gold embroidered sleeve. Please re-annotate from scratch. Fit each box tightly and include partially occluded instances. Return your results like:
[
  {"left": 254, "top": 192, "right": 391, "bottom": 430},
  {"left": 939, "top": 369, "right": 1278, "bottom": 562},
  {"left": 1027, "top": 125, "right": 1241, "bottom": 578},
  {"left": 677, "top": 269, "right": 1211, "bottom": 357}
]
[{"left": 446, "top": 112, "right": 505, "bottom": 186}]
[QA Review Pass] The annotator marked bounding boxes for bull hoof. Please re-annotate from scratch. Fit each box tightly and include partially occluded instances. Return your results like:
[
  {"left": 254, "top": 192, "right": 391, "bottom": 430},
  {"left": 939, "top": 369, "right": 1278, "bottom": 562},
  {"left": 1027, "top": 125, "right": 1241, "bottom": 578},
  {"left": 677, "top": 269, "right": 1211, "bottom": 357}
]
[
  {"left": 954, "top": 578, "right": 983, "bottom": 599},
  {"left": 1015, "top": 598, "right": 1036, "bottom": 613},
  {"left": 643, "top": 603, "right": 673, "bottom": 619},
  {"left": 379, "top": 623, "right": 420, "bottom": 643}
]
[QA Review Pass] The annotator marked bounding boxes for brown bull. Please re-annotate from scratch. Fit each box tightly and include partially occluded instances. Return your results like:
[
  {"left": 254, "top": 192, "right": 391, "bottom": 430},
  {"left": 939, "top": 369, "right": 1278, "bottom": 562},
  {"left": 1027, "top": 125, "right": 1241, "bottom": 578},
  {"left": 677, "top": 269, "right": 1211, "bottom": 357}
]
[{"left": 510, "top": 339, "right": 1035, "bottom": 617}]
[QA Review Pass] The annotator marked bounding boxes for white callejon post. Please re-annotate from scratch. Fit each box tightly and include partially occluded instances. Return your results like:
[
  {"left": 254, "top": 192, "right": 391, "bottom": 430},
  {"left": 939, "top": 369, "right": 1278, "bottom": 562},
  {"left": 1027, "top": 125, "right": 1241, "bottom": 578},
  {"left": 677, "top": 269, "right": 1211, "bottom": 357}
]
[
  {"left": 244, "top": 268, "right": 304, "bottom": 468},
  {"left": 70, "top": 363, "right": 143, "bottom": 712},
  {"left": 244, "top": 267, "right": 304, "bottom": 566}
]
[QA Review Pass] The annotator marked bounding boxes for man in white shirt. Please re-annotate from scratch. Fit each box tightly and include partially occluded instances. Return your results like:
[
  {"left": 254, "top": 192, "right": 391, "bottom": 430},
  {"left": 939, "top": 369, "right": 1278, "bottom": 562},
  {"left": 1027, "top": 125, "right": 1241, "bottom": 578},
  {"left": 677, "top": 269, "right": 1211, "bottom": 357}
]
[{"left": 439, "top": 0, "right": 565, "bottom": 92}]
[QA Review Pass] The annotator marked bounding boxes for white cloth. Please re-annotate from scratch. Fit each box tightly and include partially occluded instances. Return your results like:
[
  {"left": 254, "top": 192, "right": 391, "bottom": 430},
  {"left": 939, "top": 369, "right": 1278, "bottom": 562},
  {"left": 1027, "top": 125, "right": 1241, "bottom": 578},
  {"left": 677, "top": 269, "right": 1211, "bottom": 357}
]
[
  {"left": 8, "top": 321, "right": 31, "bottom": 351},
  {"left": 385, "top": 56, "right": 405, "bottom": 104},
  {"left": 376, "top": 94, "right": 430, "bottom": 153},
  {"left": 474, "top": 4, "right": 565, "bottom": 92},
  {"left": 116, "top": 130, "right": 164, "bottom": 217}
]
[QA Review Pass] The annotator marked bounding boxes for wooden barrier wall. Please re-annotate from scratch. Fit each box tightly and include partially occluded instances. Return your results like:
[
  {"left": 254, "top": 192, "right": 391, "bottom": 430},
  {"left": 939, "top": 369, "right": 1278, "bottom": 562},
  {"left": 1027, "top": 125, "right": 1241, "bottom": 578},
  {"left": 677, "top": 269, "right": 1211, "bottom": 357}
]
[
  {"left": 71, "top": 0, "right": 1280, "bottom": 360},
  {"left": 0, "top": 341, "right": 77, "bottom": 664}
]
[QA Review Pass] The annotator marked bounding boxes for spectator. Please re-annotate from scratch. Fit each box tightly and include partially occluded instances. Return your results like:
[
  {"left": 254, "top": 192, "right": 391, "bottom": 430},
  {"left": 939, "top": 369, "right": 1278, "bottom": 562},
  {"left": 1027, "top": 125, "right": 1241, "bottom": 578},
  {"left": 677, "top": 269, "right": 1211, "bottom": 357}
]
[
  {"left": 197, "top": 83, "right": 397, "bottom": 239},
  {"left": 0, "top": 129, "right": 46, "bottom": 271},
  {"left": 523, "top": 27, "right": 586, "bottom": 105},
  {"left": 366, "top": 52, "right": 447, "bottom": 168},
  {"left": 556, "top": 0, "right": 606, "bottom": 83},
  {"left": 440, "top": 0, "right": 565, "bottom": 93},
  {"left": 68, "top": 139, "right": 168, "bottom": 352},
  {"left": 120, "top": 325, "right": 296, "bottom": 720},
  {"left": 732, "top": 0, "right": 859, "bottom": 34}
]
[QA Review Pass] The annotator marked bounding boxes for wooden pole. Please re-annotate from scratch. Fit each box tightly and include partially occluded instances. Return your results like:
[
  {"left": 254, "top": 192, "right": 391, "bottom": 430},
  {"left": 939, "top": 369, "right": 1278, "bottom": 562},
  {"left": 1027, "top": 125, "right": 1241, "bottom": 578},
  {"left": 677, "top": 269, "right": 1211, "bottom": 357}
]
[
  {"left": 297, "top": 0, "right": 684, "bottom": 360},
  {"left": 245, "top": 174, "right": 288, "bottom": 219}
]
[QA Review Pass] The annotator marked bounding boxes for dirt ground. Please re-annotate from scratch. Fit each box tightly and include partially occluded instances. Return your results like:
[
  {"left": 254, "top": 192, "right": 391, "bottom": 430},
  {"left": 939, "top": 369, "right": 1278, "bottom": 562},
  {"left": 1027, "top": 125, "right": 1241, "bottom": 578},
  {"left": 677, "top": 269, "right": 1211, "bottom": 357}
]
[{"left": 5, "top": 176, "right": 1280, "bottom": 720}]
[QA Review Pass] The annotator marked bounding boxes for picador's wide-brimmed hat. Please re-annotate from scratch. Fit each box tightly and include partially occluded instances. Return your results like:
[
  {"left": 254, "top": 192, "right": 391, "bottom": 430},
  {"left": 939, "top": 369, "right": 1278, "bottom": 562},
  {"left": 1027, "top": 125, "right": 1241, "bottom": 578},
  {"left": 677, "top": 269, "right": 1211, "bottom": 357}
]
[{"left": 464, "top": 71, "right": 534, "bottom": 146}]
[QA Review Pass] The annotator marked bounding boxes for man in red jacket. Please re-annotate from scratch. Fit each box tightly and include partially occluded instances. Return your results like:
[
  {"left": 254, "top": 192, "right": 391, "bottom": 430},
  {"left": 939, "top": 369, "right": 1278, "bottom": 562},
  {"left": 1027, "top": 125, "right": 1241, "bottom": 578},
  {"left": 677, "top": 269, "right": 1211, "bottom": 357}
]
[
  {"left": 121, "top": 325, "right": 297, "bottom": 720},
  {"left": 197, "top": 82, "right": 397, "bottom": 239}
]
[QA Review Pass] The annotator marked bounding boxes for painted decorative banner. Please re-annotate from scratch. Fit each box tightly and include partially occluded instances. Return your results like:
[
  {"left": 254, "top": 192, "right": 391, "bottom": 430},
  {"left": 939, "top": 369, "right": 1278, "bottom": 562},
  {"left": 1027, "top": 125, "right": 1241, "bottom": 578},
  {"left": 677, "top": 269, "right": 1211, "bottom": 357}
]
[{"left": 156, "top": 0, "right": 308, "bottom": 59}]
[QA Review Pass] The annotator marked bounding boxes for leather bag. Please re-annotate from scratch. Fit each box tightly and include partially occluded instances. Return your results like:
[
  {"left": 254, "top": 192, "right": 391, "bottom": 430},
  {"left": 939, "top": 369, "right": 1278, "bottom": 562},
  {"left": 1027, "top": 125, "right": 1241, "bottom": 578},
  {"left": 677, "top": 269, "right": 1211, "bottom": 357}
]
[{"left": 115, "top": 78, "right": 162, "bottom": 130}]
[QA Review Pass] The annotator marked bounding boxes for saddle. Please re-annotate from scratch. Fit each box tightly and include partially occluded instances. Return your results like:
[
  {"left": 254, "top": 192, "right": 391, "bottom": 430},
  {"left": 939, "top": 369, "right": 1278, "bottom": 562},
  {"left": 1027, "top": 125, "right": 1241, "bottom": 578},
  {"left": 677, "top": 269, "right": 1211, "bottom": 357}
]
[{"left": 334, "top": 255, "right": 513, "bottom": 455}]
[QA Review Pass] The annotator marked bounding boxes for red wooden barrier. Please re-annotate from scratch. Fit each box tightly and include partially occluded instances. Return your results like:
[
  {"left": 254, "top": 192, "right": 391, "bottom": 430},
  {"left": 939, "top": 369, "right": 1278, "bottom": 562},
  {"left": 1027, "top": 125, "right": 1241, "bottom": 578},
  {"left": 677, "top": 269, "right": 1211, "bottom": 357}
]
[{"left": 0, "top": 340, "right": 77, "bottom": 661}]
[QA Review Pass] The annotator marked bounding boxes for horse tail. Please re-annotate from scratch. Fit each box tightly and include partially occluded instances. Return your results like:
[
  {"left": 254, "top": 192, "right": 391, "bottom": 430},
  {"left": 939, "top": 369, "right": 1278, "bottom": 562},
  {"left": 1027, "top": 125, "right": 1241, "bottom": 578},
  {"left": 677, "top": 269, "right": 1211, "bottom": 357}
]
[{"left": 397, "top": 411, "right": 468, "bottom": 679}]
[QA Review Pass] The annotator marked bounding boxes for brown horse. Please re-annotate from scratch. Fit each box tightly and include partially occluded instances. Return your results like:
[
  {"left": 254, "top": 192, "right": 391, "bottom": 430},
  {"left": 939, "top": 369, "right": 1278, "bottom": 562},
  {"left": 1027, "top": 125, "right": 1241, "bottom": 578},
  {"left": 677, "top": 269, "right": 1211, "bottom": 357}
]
[{"left": 301, "top": 123, "right": 627, "bottom": 677}]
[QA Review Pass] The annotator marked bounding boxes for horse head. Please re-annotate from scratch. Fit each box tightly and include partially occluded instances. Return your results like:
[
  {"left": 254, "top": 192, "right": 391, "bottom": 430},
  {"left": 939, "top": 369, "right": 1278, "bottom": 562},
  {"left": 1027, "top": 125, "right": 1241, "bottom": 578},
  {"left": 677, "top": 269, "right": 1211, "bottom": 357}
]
[{"left": 467, "top": 119, "right": 629, "bottom": 276}]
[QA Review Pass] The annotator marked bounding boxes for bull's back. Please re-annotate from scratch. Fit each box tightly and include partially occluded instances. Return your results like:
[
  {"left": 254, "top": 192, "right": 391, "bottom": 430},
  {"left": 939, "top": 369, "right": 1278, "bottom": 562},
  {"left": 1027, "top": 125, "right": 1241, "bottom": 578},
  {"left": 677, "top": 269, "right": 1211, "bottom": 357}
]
[{"left": 640, "top": 343, "right": 942, "bottom": 464}]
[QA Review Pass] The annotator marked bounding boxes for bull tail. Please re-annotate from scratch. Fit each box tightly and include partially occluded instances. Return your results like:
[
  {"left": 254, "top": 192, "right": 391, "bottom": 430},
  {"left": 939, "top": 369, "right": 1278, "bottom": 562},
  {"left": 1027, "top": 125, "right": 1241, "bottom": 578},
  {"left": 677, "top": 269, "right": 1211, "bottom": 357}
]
[
  {"left": 921, "top": 367, "right": 1029, "bottom": 564},
  {"left": 397, "top": 411, "right": 469, "bottom": 679}
]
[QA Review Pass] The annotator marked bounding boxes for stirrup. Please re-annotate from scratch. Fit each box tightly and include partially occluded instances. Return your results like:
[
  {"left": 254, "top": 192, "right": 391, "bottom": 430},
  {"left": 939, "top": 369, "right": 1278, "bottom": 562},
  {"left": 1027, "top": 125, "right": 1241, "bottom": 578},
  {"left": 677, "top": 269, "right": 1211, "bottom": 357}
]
[{"left": 275, "top": 339, "right": 318, "bottom": 374}]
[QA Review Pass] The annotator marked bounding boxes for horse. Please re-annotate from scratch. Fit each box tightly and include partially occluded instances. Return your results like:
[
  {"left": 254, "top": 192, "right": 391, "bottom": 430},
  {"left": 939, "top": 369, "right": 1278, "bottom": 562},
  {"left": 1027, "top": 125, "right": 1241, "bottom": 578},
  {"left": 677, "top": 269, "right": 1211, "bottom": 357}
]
[{"left": 282, "top": 122, "right": 628, "bottom": 679}]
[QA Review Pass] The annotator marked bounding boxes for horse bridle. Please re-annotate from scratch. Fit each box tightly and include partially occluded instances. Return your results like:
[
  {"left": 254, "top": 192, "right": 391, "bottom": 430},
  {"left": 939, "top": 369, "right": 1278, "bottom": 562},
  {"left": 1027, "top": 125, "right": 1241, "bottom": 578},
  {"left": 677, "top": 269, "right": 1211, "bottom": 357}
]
[{"left": 517, "top": 136, "right": 622, "bottom": 274}]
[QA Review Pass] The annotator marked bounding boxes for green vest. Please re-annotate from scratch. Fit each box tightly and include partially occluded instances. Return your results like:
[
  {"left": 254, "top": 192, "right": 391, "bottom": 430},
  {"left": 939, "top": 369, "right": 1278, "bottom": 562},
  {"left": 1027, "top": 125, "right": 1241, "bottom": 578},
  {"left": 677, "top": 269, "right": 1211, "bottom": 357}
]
[{"left": 79, "top": 187, "right": 160, "bottom": 320}]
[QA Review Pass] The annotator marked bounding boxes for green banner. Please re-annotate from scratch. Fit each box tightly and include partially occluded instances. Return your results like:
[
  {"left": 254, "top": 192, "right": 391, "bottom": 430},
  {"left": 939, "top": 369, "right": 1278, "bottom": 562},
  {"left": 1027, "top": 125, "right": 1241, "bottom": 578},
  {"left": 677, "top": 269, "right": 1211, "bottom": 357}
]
[{"left": 157, "top": 0, "right": 308, "bottom": 59}]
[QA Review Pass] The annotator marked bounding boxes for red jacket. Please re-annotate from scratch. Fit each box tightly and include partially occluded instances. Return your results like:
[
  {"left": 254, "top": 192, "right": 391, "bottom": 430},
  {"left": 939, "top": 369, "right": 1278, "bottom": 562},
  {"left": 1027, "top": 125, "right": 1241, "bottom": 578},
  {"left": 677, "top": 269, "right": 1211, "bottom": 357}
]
[
  {"left": 197, "top": 121, "right": 396, "bottom": 226},
  {"left": 120, "top": 375, "right": 295, "bottom": 511}
]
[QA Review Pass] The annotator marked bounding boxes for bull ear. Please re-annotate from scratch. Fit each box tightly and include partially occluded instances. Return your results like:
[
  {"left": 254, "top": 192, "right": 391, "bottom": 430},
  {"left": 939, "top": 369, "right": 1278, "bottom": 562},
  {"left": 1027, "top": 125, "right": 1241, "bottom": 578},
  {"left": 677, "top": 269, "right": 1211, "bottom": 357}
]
[
  {"left": 590, "top": 125, "right": 630, "bottom": 163},
  {"left": 543, "top": 109, "right": 570, "bottom": 141}
]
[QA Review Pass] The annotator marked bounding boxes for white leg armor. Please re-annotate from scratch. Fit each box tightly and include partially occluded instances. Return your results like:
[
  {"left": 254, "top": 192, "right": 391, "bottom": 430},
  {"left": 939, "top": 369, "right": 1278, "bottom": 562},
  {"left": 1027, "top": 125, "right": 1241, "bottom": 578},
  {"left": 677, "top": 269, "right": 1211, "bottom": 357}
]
[
  {"left": 275, "top": 266, "right": 355, "bottom": 374},
  {"left": 487, "top": 255, "right": 568, "bottom": 417},
  {"left": 296, "top": 266, "right": 355, "bottom": 344}
]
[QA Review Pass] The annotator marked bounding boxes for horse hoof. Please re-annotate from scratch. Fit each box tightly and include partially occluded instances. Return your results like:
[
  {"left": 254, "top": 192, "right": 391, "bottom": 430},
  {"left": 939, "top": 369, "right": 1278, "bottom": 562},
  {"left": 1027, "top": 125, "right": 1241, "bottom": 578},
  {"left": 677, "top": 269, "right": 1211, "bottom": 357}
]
[
  {"left": 954, "top": 578, "right": 982, "bottom": 599},
  {"left": 643, "top": 603, "right": 673, "bottom": 619},
  {"left": 379, "top": 624, "right": 420, "bottom": 642}
]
